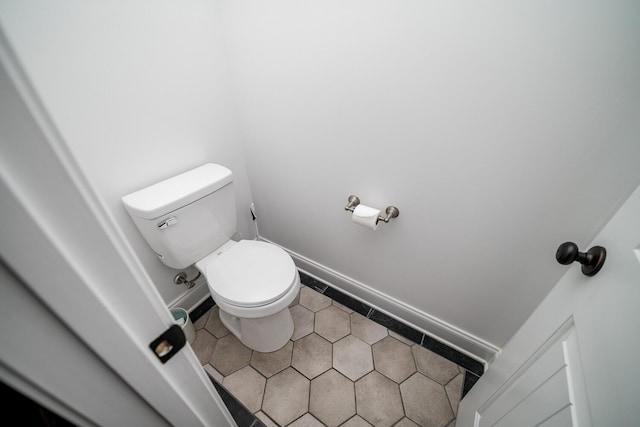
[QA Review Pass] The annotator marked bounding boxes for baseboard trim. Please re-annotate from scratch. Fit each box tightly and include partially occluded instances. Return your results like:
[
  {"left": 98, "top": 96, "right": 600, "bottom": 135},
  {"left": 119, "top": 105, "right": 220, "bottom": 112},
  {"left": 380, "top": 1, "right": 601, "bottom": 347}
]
[
  {"left": 168, "top": 278, "right": 210, "bottom": 313},
  {"left": 260, "top": 237, "right": 500, "bottom": 365}
]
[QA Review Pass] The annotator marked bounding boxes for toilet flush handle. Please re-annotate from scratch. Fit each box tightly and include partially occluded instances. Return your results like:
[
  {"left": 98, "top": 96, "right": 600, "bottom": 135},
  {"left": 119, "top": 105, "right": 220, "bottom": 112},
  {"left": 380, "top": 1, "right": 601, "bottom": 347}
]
[{"left": 158, "top": 216, "right": 178, "bottom": 229}]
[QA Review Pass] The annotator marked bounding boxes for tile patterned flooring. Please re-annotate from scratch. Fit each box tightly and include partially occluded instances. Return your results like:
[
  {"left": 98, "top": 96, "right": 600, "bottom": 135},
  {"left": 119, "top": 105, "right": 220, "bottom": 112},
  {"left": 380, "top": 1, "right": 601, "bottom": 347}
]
[{"left": 191, "top": 278, "right": 480, "bottom": 427}]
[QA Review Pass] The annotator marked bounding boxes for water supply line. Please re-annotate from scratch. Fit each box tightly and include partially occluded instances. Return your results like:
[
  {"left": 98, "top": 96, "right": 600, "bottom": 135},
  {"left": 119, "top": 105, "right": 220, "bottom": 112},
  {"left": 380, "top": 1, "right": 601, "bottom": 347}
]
[
  {"left": 250, "top": 202, "right": 259, "bottom": 240},
  {"left": 173, "top": 271, "right": 200, "bottom": 289}
]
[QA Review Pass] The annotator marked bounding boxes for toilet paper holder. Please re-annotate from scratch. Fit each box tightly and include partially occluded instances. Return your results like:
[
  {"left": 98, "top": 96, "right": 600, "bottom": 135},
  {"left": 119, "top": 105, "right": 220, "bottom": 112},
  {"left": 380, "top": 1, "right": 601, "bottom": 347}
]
[{"left": 344, "top": 195, "right": 399, "bottom": 223}]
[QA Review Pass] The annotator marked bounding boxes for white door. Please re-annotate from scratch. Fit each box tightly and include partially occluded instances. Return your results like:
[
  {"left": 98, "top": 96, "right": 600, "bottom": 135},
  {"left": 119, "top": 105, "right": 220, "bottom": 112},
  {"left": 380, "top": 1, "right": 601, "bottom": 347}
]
[
  {"left": 0, "top": 32, "right": 235, "bottom": 427},
  {"left": 457, "top": 183, "right": 640, "bottom": 427}
]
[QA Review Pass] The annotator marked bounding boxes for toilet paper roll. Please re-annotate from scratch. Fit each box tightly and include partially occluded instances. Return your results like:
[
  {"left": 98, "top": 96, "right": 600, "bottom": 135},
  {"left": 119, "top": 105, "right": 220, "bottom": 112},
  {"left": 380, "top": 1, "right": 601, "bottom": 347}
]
[{"left": 352, "top": 204, "right": 381, "bottom": 230}]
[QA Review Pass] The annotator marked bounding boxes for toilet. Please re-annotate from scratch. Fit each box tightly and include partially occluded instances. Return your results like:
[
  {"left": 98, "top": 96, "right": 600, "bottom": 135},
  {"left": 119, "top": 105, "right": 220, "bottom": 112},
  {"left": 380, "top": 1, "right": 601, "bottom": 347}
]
[{"left": 121, "top": 163, "right": 299, "bottom": 352}]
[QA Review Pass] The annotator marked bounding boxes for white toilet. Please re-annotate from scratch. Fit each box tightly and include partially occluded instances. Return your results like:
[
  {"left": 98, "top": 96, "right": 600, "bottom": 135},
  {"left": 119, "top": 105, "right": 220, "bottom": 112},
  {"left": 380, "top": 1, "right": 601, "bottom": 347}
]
[{"left": 121, "top": 163, "right": 299, "bottom": 352}]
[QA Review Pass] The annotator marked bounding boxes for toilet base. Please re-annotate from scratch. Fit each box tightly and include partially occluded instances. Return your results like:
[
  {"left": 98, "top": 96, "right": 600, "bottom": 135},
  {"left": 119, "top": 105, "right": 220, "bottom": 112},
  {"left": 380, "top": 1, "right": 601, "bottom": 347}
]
[{"left": 218, "top": 306, "right": 294, "bottom": 353}]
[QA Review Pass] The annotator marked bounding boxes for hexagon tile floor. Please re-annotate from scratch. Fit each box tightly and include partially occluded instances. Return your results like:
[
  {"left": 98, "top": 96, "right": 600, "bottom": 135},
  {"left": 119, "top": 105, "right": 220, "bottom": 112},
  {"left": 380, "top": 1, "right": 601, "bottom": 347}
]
[{"left": 190, "top": 276, "right": 483, "bottom": 427}]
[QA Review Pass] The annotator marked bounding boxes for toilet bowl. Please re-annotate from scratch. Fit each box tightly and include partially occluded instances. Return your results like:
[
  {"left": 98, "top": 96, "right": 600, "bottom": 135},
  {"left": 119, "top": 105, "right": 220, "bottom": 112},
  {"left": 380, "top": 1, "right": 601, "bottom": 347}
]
[
  {"left": 121, "top": 163, "right": 299, "bottom": 353},
  {"left": 195, "top": 239, "right": 299, "bottom": 352}
]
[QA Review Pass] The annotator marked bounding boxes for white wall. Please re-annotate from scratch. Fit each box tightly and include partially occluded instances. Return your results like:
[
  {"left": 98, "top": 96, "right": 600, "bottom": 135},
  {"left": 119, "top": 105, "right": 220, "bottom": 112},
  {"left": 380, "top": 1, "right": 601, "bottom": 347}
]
[
  {"left": 219, "top": 0, "right": 640, "bottom": 349},
  {"left": 0, "top": 0, "right": 254, "bottom": 307},
  {"left": 2, "top": 0, "right": 639, "bottom": 359}
]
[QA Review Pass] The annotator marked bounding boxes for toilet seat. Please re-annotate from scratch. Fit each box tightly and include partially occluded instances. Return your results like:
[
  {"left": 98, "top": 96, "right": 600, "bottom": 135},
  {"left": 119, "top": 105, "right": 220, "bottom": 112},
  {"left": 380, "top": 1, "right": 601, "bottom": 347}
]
[{"left": 203, "top": 240, "right": 297, "bottom": 308}]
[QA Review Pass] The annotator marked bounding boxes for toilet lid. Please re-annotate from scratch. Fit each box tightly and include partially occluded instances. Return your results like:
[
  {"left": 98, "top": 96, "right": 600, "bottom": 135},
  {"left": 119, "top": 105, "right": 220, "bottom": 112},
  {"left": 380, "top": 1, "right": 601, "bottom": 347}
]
[{"left": 205, "top": 240, "right": 297, "bottom": 308}]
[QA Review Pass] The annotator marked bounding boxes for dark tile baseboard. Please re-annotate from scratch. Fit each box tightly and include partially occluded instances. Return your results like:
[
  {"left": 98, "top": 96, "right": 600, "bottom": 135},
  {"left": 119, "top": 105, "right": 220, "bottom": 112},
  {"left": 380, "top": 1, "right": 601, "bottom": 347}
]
[
  {"left": 190, "top": 297, "right": 215, "bottom": 324},
  {"left": 462, "top": 371, "right": 481, "bottom": 398},
  {"left": 211, "top": 378, "right": 265, "bottom": 427}
]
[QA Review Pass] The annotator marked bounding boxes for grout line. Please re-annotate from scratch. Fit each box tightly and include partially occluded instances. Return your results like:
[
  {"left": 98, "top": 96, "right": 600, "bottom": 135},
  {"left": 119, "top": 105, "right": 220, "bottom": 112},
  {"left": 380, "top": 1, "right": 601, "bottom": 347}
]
[
  {"left": 444, "top": 372, "right": 465, "bottom": 418},
  {"left": 255, "top": 364, "right": 268, "bottom": 420},
  {"left": 398, "top": 381, "right": 408, "bottom": 421}
]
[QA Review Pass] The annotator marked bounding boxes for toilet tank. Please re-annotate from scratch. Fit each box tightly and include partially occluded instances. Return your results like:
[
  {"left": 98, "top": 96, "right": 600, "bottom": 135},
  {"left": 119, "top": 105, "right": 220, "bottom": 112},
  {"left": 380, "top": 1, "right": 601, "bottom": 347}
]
[{"left": 121, "top": 164, "right": 237, "bottom": 269}]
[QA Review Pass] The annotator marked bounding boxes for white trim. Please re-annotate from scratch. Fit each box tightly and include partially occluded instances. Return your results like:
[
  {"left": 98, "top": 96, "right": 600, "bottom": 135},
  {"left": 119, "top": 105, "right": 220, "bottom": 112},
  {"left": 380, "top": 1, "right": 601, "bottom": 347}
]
[
  {"left": 477, "top": 317, "right": 574, "bottom": 414},
  {"left": 260, "top": 237, "right": 500, "bottom": 365},
  {"left": 168, "top": 278, "right": 211, "bottom": 312},
  {"left": 474, "top": 317, "right": 591, "bottom": 427}
]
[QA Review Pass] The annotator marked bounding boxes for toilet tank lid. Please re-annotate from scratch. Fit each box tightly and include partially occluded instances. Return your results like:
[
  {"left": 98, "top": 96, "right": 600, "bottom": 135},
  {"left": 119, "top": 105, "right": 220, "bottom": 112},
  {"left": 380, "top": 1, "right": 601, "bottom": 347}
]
[{"left": 121, "top": 163, "right": 233, "bottom": 219}]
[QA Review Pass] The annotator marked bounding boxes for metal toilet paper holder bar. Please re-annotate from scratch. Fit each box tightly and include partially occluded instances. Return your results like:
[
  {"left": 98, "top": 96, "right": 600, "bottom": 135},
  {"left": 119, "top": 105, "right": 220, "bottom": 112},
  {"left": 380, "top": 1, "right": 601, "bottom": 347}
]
[{"left": 344, "top": 195, "right": 400, "bottom": 223}]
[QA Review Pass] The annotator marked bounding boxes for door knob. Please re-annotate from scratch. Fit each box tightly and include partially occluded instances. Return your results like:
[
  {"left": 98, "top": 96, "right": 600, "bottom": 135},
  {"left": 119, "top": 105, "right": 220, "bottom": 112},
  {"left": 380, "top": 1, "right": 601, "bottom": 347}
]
[{"left": 555, "top": 242, "right": 606, "bottom": 276}]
